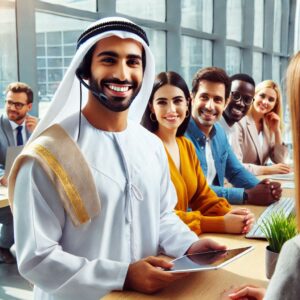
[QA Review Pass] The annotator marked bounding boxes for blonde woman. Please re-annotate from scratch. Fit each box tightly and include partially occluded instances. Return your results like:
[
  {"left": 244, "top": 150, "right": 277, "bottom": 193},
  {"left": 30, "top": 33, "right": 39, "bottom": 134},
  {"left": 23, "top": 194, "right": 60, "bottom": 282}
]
[
  {"left": 232, "top": 80, "right": 290, "bottom": 175},
  {"left": 222, "top": 52, "right": 300, "bottom": 300}
]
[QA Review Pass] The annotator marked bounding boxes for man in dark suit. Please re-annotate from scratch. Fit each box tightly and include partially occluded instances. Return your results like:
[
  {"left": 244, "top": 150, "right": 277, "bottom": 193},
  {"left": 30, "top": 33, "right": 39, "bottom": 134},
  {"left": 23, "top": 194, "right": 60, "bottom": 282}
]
[{"left": 0, "top": 82, "right": 38, "bottom": 263}]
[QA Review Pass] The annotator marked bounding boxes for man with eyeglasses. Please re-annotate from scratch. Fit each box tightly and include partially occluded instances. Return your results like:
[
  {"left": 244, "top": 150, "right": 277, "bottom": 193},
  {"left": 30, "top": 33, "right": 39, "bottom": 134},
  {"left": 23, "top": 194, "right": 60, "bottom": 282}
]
[
  {"left": 220, "top": 73, "right": 255, "bottom": 146},
  {"left": 185, "top": 68, "right": 282, "bottom": 206},
  {"left": 0, "top": 82, "right": 38, "bottom": 264}
]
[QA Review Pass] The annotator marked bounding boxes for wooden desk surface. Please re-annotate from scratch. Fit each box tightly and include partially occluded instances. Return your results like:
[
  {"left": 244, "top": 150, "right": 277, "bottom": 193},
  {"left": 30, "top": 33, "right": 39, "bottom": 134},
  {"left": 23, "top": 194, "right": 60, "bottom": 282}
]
[
  {"left": 102, "top": 205, "right": 268, "bottom": 300},
  {"left": 103, "top": 187, "right": 294, "bottom": 299}
]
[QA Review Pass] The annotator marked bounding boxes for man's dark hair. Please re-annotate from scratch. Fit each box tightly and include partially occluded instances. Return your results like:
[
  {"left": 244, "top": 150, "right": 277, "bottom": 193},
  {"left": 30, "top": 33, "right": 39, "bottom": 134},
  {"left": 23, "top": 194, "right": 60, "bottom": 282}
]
[
  {"left": 191, "top": 67, "right": 231, "bottom": 99},
  {"left": 141, "top": 71, "right": 191, "bottom": 136},
  {"left": 230, "top": 73, "right": 255, "bottom": 88},
  {"left": 5, "top": 82, "right": 34, "bottom": 103}
]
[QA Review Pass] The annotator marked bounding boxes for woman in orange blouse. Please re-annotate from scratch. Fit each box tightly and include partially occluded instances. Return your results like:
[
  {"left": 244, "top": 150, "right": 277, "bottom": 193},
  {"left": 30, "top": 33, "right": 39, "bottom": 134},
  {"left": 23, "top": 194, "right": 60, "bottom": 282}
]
[{"left": 141, "top": 71, "right": 254, "bottom": 235}]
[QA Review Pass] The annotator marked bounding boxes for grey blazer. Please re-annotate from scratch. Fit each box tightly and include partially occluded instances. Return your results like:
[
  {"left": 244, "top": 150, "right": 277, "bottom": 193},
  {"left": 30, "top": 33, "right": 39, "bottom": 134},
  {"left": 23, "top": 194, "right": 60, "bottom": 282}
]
[
  {"left": 0, "top": 114, "right": 30, "bottom": 172},
  {"left": 231, "top": 115, "right": 288, "bottom": 175}
]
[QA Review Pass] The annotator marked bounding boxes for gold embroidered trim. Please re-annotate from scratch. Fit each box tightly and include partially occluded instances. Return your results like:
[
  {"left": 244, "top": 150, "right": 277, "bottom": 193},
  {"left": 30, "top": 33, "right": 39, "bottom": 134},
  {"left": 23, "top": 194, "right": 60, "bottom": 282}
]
[{"left": 32, "top": 144, "right": 89, "bottom": 223}]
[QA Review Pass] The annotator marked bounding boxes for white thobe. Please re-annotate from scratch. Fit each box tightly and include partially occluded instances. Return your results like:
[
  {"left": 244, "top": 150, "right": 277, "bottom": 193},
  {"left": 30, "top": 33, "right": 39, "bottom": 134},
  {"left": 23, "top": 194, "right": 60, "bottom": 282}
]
[{"left": 13, "top": 114, "right": 198, "bottom": 300}]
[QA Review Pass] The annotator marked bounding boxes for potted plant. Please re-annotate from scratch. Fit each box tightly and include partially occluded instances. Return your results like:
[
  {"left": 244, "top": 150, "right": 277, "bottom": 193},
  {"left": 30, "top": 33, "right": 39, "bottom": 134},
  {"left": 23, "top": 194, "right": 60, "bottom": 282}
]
[{"left": 260, "top": 211, "right": 297, "bottom": 279}]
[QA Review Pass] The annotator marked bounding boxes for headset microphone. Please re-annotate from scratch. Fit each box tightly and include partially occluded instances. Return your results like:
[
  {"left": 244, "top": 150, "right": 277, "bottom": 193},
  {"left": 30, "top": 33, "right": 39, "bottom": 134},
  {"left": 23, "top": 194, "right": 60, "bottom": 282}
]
[{"left": 75, "top": 69, "right": 108, "bottom": 103}]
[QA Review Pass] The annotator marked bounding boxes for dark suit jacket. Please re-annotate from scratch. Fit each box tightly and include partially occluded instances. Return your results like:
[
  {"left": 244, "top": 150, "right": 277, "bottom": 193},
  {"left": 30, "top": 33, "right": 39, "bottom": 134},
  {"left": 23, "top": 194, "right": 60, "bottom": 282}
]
[{"left": 0, "top": 114, "right": 30, "bottom": 172}]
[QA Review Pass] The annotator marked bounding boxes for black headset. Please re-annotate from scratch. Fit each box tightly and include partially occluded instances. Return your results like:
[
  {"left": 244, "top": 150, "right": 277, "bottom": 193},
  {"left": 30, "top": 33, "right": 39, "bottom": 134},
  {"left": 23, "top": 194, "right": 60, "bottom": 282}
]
[{"left": 75, "top": 58, "right": 108, "bottom": 103}]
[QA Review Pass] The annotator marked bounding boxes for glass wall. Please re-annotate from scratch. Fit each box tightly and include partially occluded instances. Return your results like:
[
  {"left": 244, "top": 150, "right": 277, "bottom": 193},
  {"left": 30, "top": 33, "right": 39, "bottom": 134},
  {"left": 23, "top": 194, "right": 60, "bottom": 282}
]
[
  {"left": 181, "top": 36, "right": 212, "bottom": 87},
  {"left": 116, "top": 0, "right": 165, "bottom": 22},
  {"left": 35, "top": 12, "right": 90, "bottom": 115},
  {"left": 273, "top": 0, "right": 282, "bottom": 52},
  {"left": 181, "top": 0, "right": 213, "bottom": 33},
  {"left": 226, "top": 0, "right": 242, "bottom": 41},
  {"left": 226, "top": 46, "right": 241, "bottom": 75},
  {"left": 41, "top": 0, "right": 97, "bottom": 12},
  {"left": 0, "top": 1, "right": 18, "bottom": 112},
  {"left": 143, "top": 28, "right": 166, "bottom": 73},
  {"left": 272, "top": 56, "right": 281, "bottom": 85},
  {"left": 254, "top": 0, "right": 264, "bottom": 47},
  {"left": 6, "top": 0, "right": 295, "bottom": 119},
  {"left": 252, "top": 52, "right": 263, "bottom": 84}
]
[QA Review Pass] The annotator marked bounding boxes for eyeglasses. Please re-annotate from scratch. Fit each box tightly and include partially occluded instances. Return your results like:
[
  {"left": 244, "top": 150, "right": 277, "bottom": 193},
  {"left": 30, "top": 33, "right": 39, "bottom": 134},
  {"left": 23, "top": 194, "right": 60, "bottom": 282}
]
[
  {"left": 5, "top": 100, "right": 27, "bottom": 110},
  {"left": 231, "top": 91, "right": 253, "bottom": 105}
]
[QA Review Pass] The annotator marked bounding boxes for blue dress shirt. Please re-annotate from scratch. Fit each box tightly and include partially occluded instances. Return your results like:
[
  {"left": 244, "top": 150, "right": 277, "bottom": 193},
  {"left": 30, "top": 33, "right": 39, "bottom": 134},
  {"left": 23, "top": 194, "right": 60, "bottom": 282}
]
[{"left": 185, "top": 118, "right": 259, "bottom": 204}]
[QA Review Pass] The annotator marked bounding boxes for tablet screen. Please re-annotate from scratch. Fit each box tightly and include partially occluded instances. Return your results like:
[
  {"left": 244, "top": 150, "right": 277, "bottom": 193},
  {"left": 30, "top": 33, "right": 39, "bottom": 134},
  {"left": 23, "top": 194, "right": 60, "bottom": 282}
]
[{"left": 166, "top": 246, "right": 254, "bottom": 273}]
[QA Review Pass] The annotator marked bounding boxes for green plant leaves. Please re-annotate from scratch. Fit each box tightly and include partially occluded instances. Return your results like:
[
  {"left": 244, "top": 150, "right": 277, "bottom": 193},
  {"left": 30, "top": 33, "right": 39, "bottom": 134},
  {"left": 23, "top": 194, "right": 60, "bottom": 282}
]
[{"left": 259, "top": 211, "right": 297, "bottom": 253}]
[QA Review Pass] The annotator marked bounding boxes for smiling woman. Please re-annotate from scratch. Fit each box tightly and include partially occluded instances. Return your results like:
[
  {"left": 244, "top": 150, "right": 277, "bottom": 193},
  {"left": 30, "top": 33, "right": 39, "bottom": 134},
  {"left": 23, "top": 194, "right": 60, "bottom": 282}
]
[
  {"left": 232, "top": 80, "right": 290, "bottom": 176},
  {"left": 141, "top": 71, "right": 255, "bottom": 236}
]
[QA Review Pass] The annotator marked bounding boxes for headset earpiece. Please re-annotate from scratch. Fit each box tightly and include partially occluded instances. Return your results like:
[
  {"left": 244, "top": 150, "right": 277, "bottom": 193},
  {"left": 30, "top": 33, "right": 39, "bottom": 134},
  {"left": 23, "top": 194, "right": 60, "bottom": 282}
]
[{"left": 76, "top": 60, "right": 90, "bottom": 79}]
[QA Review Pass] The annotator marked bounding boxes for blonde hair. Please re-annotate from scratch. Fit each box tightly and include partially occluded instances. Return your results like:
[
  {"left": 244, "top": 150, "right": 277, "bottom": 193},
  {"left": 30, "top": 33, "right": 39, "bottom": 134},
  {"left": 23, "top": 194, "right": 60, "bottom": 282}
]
[
  {"left": 250, "top": 80, "right": 284, "bottom": 132},
  {"left": 286, "top": 51, "right": 300, "bottom": 231}
]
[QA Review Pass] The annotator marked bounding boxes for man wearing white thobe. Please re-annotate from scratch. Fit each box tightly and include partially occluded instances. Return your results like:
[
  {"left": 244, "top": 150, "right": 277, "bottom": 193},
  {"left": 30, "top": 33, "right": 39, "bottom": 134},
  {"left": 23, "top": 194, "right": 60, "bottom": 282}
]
[{"left": 11, "top": 17, "right": 225, "bottom": 300}]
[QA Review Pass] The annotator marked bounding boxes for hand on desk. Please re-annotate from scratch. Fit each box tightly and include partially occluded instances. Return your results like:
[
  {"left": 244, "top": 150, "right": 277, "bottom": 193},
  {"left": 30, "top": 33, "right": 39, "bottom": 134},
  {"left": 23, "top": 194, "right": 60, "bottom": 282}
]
[
  {"left": 221, "top": 284, "right": 265, "bottom": 300},
  {"left": 262, "top": 163, "right": 292, "bottom": 175},
  {"left": 245, "top": 178, "right": 282, "bottom": 206},
  {"left": 224, "top": 208, "right": 255, "bottom": 234}
]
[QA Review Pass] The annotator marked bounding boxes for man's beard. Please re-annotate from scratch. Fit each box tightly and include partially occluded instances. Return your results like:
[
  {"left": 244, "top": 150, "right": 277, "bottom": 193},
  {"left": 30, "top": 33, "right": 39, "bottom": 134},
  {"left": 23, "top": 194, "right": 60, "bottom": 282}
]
[
  {"left": 7, "top": 110, "right": 26, "bottom": 122},
  {"left": 89, "top": 76, "right": 141, "bottom": 112}
]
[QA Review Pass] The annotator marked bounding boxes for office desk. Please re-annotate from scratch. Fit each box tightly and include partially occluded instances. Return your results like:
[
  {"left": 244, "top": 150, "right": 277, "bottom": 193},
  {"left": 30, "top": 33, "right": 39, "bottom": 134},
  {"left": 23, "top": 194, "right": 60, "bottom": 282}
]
[
  {"left": 103, "top": 186, "right": 294, "bottom": 300},
  {"left": 103, "top": 205, "right": 268, "bottom": 300},
  {"left": 0, "top": 185, "right": 8, "bottom": 208}
]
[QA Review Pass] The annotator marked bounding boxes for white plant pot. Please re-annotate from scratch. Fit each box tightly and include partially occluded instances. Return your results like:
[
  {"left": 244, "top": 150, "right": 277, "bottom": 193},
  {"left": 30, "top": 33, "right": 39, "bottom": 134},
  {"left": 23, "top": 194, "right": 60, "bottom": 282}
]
[{"left": 265, "top": 245, "right": 279, "bottom": 279}]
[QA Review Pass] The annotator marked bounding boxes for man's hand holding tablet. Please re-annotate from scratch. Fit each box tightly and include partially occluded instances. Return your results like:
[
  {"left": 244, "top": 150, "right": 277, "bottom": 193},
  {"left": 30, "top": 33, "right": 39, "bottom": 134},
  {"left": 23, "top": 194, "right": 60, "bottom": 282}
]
[{"left": 165, "top": 246, "right": 254, "bottom": 273}]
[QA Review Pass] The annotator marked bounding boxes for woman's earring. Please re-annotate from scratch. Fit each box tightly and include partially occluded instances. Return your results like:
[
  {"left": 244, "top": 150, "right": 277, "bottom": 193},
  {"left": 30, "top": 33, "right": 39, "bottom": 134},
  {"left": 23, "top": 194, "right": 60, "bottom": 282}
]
[
  {"left": 185, "top": 110, "right": 190, "bottom": 118},
  {"left": 150, "top": 112, "right": 157, "bottom": 122}
]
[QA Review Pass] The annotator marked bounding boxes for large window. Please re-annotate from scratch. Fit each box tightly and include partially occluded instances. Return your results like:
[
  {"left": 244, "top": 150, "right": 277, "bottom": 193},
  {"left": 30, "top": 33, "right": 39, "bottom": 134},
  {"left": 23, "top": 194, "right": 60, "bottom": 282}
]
[
  {"left": 181, "top": 0, "right": 213, "bottom": 33},
  {"left": 226, "top": 46, "right": 241, "bottom": 75},
  {"left": 226, "top": 0, "right": 242, "bottom": 41},
  {"left": 143, "top": 28, "right": 166, "bottom": 73},
  {"left": 272, "top": 56, "right": 281, "bottom": 85},
  {"left": 181, "top": 36, "right": 212, "bottom": 87},
  {"left": 273, "top": 0, "right": 282, "bottom": 52},
  {"left": 5, "top": 0, "right": 294, "bottom": 119},
  {"left": 40, "top": 0, "right": 97, "bottom": 12},
  {"left": 254, "top": 0, "right": 264, "bottom": 47},
  {"left": 116, "top": 0, "right": 165, "bottom": 22},
  {"left": 36, "top": 12, "right": 90, "bottom": 114},
  {"left": 253, "top": 52, "right": 263, "bottom": 84},
  {"left": 0, "top": 1, "right": 18, "bottom": 112}
]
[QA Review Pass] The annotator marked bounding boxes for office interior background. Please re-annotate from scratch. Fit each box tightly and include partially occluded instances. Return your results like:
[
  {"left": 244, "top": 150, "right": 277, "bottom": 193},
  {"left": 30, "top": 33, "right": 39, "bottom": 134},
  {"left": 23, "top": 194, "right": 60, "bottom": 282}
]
[{"left": 1, "top": 0, "right": 300, "bottom": 146}]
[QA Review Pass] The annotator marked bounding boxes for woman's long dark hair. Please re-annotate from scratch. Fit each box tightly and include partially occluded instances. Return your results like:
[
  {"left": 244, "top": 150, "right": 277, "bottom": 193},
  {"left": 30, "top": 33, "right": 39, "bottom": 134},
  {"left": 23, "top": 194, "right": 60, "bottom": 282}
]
[{"left": 141, "top": 71, "right": 191, "bottom": 136}]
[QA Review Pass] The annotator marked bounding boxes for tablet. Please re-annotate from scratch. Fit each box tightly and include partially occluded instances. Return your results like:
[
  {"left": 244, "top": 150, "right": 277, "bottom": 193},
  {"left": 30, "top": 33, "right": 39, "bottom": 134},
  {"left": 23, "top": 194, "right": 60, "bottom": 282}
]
[{"left": 165, "top": 246, "right": 254, "bottom": 273}]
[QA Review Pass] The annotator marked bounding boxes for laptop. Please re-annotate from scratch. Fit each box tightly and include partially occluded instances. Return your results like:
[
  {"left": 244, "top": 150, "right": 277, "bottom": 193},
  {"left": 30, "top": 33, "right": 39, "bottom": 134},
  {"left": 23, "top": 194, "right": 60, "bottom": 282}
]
[{"left": 4, "top": 146, "right": 24, "bottom": 177}]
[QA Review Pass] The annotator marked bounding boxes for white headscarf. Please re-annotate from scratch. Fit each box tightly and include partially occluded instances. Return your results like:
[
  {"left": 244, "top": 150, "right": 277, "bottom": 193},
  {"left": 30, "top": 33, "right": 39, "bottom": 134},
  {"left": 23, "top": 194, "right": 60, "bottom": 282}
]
[{"left": 30, "top": 16, "right": 155, "bottom": 141}]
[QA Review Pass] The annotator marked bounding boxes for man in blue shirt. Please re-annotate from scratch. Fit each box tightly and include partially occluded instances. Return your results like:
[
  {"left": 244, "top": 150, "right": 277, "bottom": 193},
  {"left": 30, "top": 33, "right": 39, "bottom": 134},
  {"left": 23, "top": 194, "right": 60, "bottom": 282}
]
[{"left": 185, "top": 67, "right": 281, "bottom": 205}]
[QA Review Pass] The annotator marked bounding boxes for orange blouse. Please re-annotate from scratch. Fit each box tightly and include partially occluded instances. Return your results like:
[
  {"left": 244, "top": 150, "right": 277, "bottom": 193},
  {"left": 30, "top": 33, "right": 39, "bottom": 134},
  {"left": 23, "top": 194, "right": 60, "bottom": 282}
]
[{"left": 166, "top": 136, "right": 231, "bottom": 235}]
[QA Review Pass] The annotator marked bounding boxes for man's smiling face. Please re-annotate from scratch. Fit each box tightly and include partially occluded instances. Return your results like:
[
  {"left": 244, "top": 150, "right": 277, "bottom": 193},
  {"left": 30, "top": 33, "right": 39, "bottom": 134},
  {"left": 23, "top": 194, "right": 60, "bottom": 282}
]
[
  {"left": 191, "top": 80, "right": 227, "bottom": 135},
  {"left": 223, "top": 80, "right": 255, "bottom": 125},
  {"left": 89, "top": 35, "right": 143, "bottom": 112}
]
